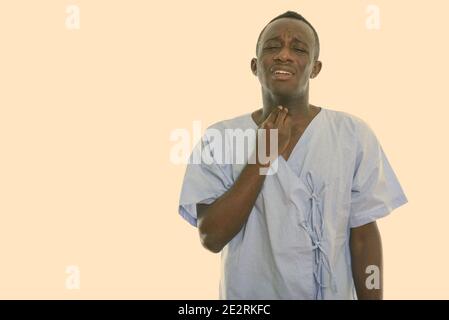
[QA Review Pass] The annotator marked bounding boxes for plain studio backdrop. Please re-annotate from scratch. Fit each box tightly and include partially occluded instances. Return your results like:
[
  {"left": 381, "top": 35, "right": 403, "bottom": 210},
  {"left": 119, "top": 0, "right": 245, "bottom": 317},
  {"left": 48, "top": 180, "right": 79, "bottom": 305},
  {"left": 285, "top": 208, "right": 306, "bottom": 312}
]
[{"left": 0, "top": 0, "right": 447, "bottom": 299}]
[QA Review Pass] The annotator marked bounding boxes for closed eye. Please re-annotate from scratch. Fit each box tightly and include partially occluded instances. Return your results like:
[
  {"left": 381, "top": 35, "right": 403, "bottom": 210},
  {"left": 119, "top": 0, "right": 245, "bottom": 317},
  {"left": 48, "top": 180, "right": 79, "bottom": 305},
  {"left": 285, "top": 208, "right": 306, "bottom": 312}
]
[{"left": 265, "top": 47, "right": 306, "bottom": 53}]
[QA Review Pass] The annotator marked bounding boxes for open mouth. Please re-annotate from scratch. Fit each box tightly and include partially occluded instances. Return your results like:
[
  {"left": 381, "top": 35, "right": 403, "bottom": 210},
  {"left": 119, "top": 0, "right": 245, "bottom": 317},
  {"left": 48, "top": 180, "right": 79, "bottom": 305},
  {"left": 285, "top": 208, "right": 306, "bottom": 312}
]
[{"left": 272, "top": 70, "right": 294, "bottom": 80}]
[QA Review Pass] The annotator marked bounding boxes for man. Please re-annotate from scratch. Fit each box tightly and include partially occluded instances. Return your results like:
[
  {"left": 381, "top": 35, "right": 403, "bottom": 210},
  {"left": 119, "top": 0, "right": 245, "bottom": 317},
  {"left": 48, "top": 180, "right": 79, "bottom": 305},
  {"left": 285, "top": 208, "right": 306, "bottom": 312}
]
[{"left": 178, "top": 11, "right": 407, "bottom": 299}]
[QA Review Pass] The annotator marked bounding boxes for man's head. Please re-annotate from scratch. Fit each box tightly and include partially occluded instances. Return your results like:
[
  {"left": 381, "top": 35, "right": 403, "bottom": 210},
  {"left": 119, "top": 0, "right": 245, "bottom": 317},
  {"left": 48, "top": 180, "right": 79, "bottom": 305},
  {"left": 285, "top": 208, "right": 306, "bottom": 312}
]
[{"left": 251, "top": 11, "right": 322, "bottom": 99}]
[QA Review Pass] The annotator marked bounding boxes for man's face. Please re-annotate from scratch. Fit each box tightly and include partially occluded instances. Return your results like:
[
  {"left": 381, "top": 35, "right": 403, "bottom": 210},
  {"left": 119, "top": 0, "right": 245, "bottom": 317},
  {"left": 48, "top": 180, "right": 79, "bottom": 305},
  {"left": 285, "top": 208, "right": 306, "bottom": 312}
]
[{"left": 251, "top": 18, "right": 322, "bottom": 99}]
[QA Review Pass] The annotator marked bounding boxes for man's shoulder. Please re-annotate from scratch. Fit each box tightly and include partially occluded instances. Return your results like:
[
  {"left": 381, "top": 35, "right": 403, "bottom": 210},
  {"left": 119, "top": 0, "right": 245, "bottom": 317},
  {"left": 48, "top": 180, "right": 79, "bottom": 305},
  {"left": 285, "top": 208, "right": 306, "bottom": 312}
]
[
  {"left": 324, "top": 107, "right": 373, "bottom": 134},
  {"left": 324, "top": 108, "right": 381, "bottom": 151}
]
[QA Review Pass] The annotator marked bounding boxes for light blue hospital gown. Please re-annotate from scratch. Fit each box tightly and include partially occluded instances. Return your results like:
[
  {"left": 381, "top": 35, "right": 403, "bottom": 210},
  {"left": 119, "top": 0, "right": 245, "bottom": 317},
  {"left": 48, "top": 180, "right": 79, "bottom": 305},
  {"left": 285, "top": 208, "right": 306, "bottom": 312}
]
[{"left": 178, "top": 107, "right": 408, "bottom": 300}]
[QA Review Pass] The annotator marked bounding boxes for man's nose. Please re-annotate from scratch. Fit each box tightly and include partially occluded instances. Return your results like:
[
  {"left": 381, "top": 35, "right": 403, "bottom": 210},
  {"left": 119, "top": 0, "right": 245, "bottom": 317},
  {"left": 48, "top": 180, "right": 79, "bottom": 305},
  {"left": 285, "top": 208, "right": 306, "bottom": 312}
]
[{"left": 273, "top": 46, "right": 293, "bottom": 62}]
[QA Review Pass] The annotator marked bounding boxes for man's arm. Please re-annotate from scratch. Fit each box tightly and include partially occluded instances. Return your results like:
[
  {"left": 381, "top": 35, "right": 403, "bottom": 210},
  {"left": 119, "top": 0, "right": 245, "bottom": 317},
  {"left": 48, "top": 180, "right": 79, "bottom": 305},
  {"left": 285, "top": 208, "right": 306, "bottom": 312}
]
[
  {"left": 197, "top": 162, "right": 267, "bottom": 253},
  {"left": 350, "top": 221, "right": 383, "bottom": 300},
  {"left": 197, "top": 106, "right": 292, "bottom": 253}
]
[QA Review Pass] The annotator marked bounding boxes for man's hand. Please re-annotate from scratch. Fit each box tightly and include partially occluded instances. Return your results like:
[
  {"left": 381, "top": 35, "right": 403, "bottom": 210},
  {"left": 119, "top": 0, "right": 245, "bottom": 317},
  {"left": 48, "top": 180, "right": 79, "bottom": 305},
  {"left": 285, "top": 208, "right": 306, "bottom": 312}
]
[{"left": 255, "top": 106, "right": 292, "bottom": 165}]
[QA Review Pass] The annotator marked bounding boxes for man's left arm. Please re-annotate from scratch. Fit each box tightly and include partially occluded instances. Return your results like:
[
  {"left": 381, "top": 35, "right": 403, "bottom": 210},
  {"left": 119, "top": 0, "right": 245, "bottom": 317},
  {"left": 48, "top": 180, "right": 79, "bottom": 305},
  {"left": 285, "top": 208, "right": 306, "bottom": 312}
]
[{"left": 350, "top": 221, "right": 383, "bottom": 300}]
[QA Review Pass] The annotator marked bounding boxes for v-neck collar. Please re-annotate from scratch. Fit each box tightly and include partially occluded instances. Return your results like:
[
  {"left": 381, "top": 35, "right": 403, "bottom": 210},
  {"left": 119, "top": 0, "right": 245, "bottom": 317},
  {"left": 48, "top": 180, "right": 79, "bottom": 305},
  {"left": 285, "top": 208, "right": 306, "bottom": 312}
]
[{"left": 247, "top": 106, "right": 326, "bottom": 165}]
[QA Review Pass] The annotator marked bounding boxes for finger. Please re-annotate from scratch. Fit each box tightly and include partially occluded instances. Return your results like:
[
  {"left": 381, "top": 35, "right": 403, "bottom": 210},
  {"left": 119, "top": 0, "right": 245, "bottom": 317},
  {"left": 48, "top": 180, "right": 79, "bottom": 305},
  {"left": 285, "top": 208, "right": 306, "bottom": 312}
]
[
  {"left": 275, "top": 107, "right": 287, "bottom": 127},
  {"left": 282, "top": 108, "right": 290, "bottom": 126},
  {"left": 265, "top": 106, "right": 282, "bottom": 125}
]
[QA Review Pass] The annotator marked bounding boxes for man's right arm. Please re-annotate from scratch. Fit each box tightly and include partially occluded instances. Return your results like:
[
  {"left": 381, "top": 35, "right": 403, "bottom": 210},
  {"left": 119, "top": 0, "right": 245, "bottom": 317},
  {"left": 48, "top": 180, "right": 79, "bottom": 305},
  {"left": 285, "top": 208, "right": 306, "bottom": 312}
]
[
  {"left": 197, "top": 162, "right": 268, "bottom": 253},
  {"left": 197, "top": 106, "right": 291, "bottom": 253}
]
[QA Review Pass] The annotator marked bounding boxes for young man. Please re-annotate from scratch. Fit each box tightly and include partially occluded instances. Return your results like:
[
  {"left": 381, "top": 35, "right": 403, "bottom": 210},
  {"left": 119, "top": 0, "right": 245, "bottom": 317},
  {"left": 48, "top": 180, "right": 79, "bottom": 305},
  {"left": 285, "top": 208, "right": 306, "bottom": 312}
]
[{"left": 178, "top": 11, "right": 407, "bottom": 299}]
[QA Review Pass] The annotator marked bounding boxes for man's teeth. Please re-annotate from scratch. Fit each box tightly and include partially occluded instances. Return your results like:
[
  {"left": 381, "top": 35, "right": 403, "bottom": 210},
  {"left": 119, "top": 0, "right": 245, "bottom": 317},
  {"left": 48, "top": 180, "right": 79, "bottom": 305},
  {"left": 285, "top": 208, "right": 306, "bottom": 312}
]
[{"left": 274, "top": 71, "right": 292, "bottom": 75}]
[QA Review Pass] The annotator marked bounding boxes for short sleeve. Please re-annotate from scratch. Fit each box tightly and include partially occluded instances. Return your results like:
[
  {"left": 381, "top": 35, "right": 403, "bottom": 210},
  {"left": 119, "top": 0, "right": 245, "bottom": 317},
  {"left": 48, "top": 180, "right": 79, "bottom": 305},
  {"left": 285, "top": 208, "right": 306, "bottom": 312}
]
[
  {"left": 178, "top": 132, "right": 234, "bottom": 227},
  {"left": 349, "top": 121, "right": 408, "bottom": 228}
]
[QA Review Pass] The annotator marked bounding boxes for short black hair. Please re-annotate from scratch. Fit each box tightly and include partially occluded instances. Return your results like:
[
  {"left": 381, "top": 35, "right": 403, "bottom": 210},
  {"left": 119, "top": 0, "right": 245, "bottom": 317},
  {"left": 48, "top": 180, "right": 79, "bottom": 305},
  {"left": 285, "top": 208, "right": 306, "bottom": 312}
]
[{"left": 256, "top": 11, "right": 320, "bottom": 60}]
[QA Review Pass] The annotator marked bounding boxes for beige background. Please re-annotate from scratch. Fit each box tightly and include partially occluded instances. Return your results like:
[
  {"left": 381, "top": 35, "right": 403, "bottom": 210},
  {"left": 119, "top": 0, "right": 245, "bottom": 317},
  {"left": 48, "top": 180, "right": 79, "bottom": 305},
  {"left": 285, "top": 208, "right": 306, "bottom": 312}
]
[{"left": 0, "top": 0, "right": 447, "bottom": 299}]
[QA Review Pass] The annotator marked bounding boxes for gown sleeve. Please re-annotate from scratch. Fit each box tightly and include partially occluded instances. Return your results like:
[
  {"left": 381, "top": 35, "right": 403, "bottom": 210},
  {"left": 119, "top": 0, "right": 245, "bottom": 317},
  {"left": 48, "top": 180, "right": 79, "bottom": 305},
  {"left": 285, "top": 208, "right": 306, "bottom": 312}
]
[
  {"left": 349, "top": 121, "right": 408, "bottom": 228},
  {"left": 178, "top": 129, "right": 234, "bottom": 227}
]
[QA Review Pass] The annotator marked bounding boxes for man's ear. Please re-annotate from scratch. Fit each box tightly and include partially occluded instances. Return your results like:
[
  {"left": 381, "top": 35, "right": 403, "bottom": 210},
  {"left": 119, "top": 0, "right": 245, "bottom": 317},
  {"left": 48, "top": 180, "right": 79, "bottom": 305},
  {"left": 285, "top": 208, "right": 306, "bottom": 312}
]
[
  {"left": 250, "top": 58, "right": 258, "bottom": 76},
  {"left": 310, "top": 60, "right": 322, "bottom": 79}
]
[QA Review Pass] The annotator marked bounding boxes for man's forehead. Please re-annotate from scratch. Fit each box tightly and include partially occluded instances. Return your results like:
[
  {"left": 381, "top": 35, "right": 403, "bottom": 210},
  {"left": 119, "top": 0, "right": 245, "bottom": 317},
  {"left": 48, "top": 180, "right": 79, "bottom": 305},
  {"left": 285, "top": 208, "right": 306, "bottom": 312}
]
[{"left": 261, "top": 18, "right": 314, "bottom": 44}]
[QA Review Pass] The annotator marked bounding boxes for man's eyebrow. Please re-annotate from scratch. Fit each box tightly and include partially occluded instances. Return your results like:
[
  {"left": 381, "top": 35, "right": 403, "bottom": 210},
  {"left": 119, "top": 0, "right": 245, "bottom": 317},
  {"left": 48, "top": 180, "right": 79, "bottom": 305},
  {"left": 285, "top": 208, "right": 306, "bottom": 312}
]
[{"left": 263, "top": 35, "right": 309, "bottom": 48}]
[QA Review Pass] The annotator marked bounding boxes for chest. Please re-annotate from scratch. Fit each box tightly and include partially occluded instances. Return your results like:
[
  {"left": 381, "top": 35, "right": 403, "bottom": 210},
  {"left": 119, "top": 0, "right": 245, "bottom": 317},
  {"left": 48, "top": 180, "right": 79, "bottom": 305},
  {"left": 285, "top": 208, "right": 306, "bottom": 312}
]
[{"left": 281, "top": 128, "right": 307, "bottom": 162}]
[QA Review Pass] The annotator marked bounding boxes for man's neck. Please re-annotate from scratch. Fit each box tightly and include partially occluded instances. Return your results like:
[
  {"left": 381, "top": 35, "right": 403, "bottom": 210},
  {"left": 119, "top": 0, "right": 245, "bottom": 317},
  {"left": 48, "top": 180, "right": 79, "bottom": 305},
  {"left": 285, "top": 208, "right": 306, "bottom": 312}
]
[{"left": 261, "top": 92, "right": 311, "bottom": 119}]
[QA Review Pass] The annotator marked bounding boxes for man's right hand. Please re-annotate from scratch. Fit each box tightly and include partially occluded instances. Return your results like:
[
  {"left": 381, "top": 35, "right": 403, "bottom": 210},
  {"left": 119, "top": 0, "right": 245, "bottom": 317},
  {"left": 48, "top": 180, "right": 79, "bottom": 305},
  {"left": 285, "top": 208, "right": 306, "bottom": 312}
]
[{"left": 256, "top": 106, "right": 292, "bottom": 166}]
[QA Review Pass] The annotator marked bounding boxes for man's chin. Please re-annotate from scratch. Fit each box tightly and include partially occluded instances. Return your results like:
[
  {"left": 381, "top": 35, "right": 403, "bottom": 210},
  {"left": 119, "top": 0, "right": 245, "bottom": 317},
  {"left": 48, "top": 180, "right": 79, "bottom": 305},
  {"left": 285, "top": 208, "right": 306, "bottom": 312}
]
[{"left": 269, "top": 87, "right": 298, "bottom": 100}]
